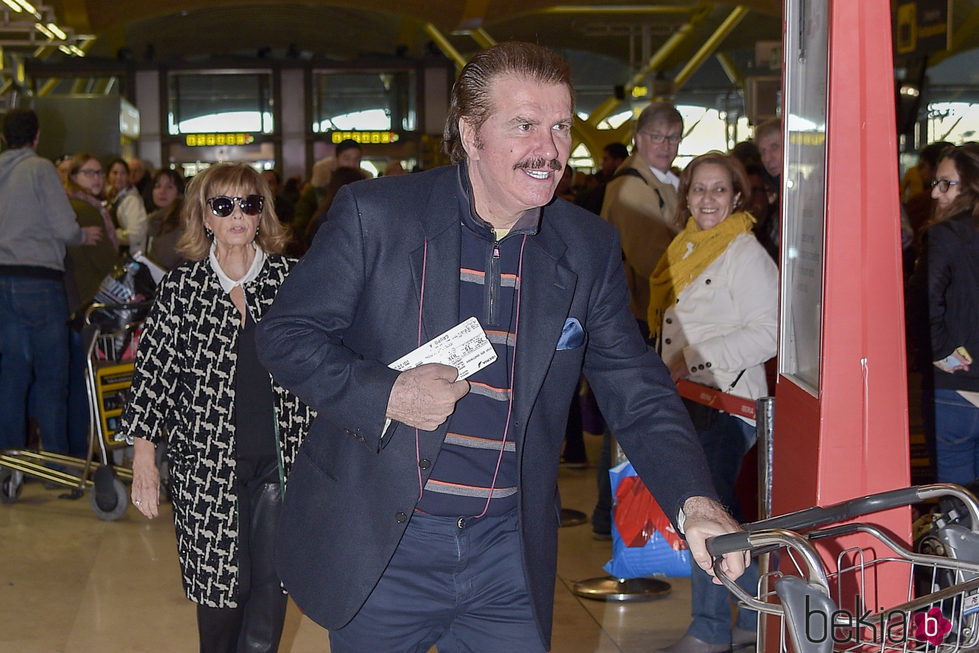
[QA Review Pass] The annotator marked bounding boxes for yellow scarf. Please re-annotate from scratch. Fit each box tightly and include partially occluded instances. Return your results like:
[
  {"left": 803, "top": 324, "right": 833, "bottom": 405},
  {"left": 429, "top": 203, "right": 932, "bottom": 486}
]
[{"left": 647, "top": 211, "right": 755, "bottom": 339}]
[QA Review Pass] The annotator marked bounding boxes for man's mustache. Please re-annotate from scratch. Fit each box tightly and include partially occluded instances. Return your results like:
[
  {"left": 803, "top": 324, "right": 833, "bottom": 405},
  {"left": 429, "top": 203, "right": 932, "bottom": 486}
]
[{"left": 513, "top": 158, "right": 562, "bottom": 172}]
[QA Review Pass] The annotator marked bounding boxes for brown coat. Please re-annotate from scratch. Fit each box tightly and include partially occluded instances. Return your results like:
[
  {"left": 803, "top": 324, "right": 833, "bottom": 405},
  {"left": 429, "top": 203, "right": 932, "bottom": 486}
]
[{"left": 600, "top": 152, "right": 679, "bottom": 321}]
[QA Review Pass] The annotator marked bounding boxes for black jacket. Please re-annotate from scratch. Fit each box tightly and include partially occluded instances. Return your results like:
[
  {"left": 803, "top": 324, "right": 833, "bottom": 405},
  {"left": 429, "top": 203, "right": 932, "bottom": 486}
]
[
  {"left": 256, "top": 164, "right": 717, "bottom": 648},
  {"left": 118, "top": 255, "right": 314, "bottom": 606},
  {"left": 909, "top": 211, "right": 979, "bottom": 392}
]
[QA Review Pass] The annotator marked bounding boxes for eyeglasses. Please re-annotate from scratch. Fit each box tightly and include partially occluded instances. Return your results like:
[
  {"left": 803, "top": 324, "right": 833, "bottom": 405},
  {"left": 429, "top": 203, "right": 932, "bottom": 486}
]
[
  {"left": 206, "top": 195, "right": 264, "bottom": 217},
  {"left": 78, "top": 168, "right": 104, "bottom": 177},
  {"left": 639, "top": 131, "right": 682, "bottom": 146},
  {"left": 930, "top": 178, "right": 961, "bottom": 193}
]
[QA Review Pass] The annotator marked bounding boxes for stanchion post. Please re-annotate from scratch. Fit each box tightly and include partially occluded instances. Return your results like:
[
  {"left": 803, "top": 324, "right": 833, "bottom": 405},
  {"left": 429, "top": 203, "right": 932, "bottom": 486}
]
[
  {"left": 754, "top": 395, "right": 775, "bottom": 652},
  {"left": 756, "top": 396, "right": 775, "bottom": 521}
]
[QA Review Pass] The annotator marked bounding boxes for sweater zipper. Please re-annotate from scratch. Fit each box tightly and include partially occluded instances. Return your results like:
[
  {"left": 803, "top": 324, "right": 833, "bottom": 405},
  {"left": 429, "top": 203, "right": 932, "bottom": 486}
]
[{"left": 487, "top": 238, "right": 502, "bottom": 327}]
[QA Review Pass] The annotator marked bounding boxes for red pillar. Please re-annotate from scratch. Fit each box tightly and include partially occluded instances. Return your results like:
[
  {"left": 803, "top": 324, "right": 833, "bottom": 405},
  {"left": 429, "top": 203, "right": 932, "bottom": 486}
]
[{"left": 768, "top": 0, "right": 911, "bottom": 641}]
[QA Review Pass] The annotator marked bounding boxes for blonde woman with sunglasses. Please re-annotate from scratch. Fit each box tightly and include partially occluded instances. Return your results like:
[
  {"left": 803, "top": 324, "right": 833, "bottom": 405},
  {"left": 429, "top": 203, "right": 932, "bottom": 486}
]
[{"left": 118, "top": 163, "right": 313, "bottom": 653}]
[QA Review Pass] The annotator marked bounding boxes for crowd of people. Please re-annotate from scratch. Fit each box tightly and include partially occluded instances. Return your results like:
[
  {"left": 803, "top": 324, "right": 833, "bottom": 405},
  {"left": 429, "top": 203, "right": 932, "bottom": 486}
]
[{"left": 1, "top": 37, "right": 976, "bottom": 653}]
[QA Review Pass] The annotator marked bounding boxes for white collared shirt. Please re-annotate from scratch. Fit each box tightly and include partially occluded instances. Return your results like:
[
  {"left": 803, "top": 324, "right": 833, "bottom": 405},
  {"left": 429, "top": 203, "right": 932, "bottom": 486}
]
[
  {"left": 649, "top": 165, "right": 680, "bottom": 191},
  {"left": 208, "top": 241, "right": 266, "bottom": 294}
]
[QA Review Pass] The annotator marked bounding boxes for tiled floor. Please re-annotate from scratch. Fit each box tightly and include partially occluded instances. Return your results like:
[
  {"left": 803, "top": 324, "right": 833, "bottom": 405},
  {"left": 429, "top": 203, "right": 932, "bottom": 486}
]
[{"left": 0, "top": 434, "right": 708, "bottom": 652}]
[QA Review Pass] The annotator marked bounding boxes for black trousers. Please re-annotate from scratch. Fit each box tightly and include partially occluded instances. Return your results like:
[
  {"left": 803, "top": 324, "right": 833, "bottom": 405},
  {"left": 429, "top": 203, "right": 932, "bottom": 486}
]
[{"left": 197, "top": 459, "right": 287, "bottom": 653}]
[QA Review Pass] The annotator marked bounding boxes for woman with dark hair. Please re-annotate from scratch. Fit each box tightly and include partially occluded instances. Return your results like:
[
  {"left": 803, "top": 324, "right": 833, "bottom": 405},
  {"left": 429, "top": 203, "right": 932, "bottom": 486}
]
[
  {"left": 105, "top": 157, "right": 148, "bottom": 254},
  {"left": 64, "top": 153, "right": 122, "bottom": 457},
  {"left": 909, "top": 143, "right": 979, "bottom": 485},
  {"left": 65, "top": 154, "right": 121, "bottom": 310},
  {"left": 119, "top": 163, "right": 313, "bottom": 652},
  {"left": 145, "top": 168, "right": 187, "bottom": 270},
  {"left": 649, "top": 152, "right": 777, "bottom": 653}
]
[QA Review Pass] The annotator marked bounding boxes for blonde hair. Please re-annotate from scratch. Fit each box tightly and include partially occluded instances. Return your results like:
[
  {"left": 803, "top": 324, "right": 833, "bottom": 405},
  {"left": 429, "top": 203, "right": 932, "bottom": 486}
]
[{"left": 178, "top": 163, "right": 290, "bottom": 260}]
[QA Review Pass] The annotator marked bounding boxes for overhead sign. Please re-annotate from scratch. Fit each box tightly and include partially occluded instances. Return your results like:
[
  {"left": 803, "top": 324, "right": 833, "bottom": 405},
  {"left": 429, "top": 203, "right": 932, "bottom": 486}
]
[
  {"left": 894, "top": 0, "right": 950, "bottom": 58},
  {"left": 184, "top": 133, "right": 256, "bottom": 147},
  {"left": 329, "top": 130, "right": 400, "bottom": 145},
  {"left": 119, "top": 98, "right": 140, "bottom": 140}
]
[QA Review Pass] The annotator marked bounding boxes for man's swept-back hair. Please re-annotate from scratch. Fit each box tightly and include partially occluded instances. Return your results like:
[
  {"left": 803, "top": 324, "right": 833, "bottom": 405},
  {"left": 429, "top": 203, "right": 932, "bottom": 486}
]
[
  {"left": 442, "top": 41, "right": 574, "bottom": 164},
  {"left": 2, "top": 108, "right": 39, "bottom": 148}
]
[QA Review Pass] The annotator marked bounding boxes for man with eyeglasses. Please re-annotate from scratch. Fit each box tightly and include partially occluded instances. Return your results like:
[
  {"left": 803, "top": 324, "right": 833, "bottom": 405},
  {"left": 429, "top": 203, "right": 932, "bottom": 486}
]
[
  {"left": 0, "top": 108, "right": 102, "bottom": 454},
  {"left": 592, "top": 103, "right": 684, "bottom": 543},
  {"left": 600, "top": 101, "right": 684, "bottom": 336}
]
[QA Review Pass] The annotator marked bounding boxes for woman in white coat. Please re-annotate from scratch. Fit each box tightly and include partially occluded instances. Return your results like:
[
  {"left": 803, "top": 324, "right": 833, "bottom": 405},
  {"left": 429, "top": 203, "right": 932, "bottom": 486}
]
[
  {"left": 649, "top": 151, "right": 778, "bottom": 653},
  {"left": 105, "top": 157, "right": 148, "bottom": 254}
]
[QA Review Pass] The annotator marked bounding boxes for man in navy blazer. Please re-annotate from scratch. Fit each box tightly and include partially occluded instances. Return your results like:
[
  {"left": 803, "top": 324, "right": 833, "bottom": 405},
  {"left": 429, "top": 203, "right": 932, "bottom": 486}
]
[{"left": 257, "top": 42, "right": 745, "bottom": 652}]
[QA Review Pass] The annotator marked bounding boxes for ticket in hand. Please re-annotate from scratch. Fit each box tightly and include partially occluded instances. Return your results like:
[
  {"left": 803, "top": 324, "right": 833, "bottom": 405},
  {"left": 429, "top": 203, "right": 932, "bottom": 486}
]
[
  {"left": 934, "top": 346, "right": 973, "bottom": 373},
  {"left": 389, "top": 316, "right": 497, "bottom": 381}
]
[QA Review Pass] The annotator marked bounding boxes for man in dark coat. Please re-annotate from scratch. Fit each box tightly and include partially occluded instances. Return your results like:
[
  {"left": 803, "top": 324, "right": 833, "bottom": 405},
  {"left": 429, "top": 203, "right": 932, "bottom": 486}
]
[{"left": 257, "top": 42, "right": 745, "bottom": 653}]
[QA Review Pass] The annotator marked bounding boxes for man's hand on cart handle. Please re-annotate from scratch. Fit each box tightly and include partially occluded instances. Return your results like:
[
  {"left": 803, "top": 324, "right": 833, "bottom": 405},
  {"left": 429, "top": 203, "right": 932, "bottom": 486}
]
[
  {"left": 131, "top": 437, "right": 160, "bottom": 519},
  {"left": 681, "top": 496, "right": 749, "bottom": 585}
]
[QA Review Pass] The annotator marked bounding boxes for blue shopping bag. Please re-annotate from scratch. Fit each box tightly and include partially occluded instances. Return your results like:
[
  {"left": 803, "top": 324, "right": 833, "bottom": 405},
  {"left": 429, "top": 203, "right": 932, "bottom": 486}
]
[{"left": 603, "top": 460, "right": 691, "bottom": 579}]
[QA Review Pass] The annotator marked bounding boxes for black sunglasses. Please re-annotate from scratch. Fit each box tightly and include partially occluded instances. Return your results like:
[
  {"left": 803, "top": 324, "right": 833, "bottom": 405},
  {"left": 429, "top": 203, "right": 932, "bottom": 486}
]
[{"left": 206, "top": 195, "right": 264, "bottom": 217}]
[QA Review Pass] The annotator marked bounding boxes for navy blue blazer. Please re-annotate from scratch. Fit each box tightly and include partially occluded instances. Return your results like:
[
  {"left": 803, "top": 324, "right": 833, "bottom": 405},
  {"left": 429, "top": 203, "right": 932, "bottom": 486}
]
[{"left": 257, "top": 164, "right": 717, "bottom": 648}]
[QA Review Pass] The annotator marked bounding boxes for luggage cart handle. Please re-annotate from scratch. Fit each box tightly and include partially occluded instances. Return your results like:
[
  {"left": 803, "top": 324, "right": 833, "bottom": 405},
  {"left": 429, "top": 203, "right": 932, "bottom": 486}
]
[
  {"left": 742, "top": 483, "right": 979, "bottom": 535},
  {"left": 706, "top": 484, "right": 979, "bottom": 602},
  {"left": 704, "top": 485, "right": 937, "bottom": 558},
  {"left": 708, "top": 527, "right": 833, "bottom": 613},
  {"left": 84, "top": 300, "right": 154, "bottom": 322}
]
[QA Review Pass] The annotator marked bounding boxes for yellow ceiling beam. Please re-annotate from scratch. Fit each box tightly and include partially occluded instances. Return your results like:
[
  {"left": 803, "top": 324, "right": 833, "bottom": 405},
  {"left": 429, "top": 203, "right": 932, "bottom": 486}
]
[
  {"left": 469, "top": 28, "right": 496, "bottom": 50},
  {"left": 586, "top": 5, "right": 711, "bottom": 127},
  {"left": 673, "top": 5, "right": 749, "bottom": 90},
  {"left": 36, "top": 37, "right": 93, "bottom": 96},
  {"left": 715, "top": 51, "right": 742, "bottom": 87},
  {"left": 572, "top": 115, "right": 632, "bottom": 166},
  {"left": 423, "top": 22, "right": 467, "bottom": 70},
  {"left": 537, "top": 4, "right": 707, "bottom": 16}
]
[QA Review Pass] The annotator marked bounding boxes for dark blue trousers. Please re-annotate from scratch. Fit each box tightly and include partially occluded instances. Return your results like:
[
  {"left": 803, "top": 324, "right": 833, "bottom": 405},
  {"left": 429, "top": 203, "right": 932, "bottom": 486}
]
[{"left": 328, "top": 509, "right": 546, "bottom": 653}]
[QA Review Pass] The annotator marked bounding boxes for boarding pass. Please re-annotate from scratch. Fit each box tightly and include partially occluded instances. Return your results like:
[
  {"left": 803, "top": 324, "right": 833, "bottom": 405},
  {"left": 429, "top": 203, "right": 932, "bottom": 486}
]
[{"left": 389, "top": 316, "right": 497, "bottom": 381}]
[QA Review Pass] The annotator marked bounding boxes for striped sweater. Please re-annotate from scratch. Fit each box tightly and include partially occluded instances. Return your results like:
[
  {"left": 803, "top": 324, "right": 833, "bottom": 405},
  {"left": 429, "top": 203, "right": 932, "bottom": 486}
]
[{"left": 414, "top": 181, "right": 540, "bottom": 517}]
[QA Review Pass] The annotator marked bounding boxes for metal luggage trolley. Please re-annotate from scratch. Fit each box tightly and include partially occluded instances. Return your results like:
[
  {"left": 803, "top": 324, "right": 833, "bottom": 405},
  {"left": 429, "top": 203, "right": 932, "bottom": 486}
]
[
  {"left": 0, "top": 303, "right": 143, "bottom": 520},
  {"left": 706, "top": 484, "right": 979, "bottom": 653}
]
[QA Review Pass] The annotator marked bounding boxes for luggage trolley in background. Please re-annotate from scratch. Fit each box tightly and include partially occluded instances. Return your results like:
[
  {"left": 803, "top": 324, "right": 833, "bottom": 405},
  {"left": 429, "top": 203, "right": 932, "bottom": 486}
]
[
  {"left": 0, "top": 303, "right": 144, "bottom": 520},
  {"left": 83, "top": 302, "right": 147, "bottom": 518},
  {"left": 706, "top": 484, "right": 979, "bottom": 653}
]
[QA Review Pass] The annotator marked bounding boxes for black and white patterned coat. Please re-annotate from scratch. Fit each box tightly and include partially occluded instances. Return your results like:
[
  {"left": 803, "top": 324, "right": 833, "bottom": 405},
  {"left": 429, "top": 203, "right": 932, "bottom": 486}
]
[{"left": 118, "top": 254, "right": 314, "bottom": 607}]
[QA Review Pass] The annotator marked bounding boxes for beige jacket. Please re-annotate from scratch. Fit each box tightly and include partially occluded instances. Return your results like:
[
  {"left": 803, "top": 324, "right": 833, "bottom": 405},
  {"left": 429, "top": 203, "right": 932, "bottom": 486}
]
[{"left": 600, "top": 152, "right": 680, "bottom": 321}]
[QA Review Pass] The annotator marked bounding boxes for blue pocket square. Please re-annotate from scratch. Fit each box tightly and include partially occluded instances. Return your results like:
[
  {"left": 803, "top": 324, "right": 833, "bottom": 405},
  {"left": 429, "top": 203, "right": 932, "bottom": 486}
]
[{"left": 556, "top": 317, "right": 585, "bottom": 350}]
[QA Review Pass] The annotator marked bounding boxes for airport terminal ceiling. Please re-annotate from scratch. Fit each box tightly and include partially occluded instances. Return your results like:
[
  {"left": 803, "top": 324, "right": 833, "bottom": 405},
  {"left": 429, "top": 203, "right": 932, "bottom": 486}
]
[
  {"left": 3, "top": 2, "right": 977, "bottom": 110},
  {"left": 6, "top": 0, "right": 979, "bottom": 156},
  {"left": 50, "top": 1, "right": 781, "bottom": 66}
]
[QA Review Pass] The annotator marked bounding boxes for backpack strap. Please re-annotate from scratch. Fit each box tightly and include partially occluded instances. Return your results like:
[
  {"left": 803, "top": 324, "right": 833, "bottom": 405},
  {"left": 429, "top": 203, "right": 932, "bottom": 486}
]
[{"left": 610, "top": 167, "right": 664, "bottom": 210}]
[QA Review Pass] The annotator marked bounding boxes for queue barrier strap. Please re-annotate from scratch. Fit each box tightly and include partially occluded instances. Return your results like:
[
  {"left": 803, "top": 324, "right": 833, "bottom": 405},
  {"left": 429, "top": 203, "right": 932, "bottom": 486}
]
[{"left": 674, "top": 378, "right": 756, "bottom": 420}]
